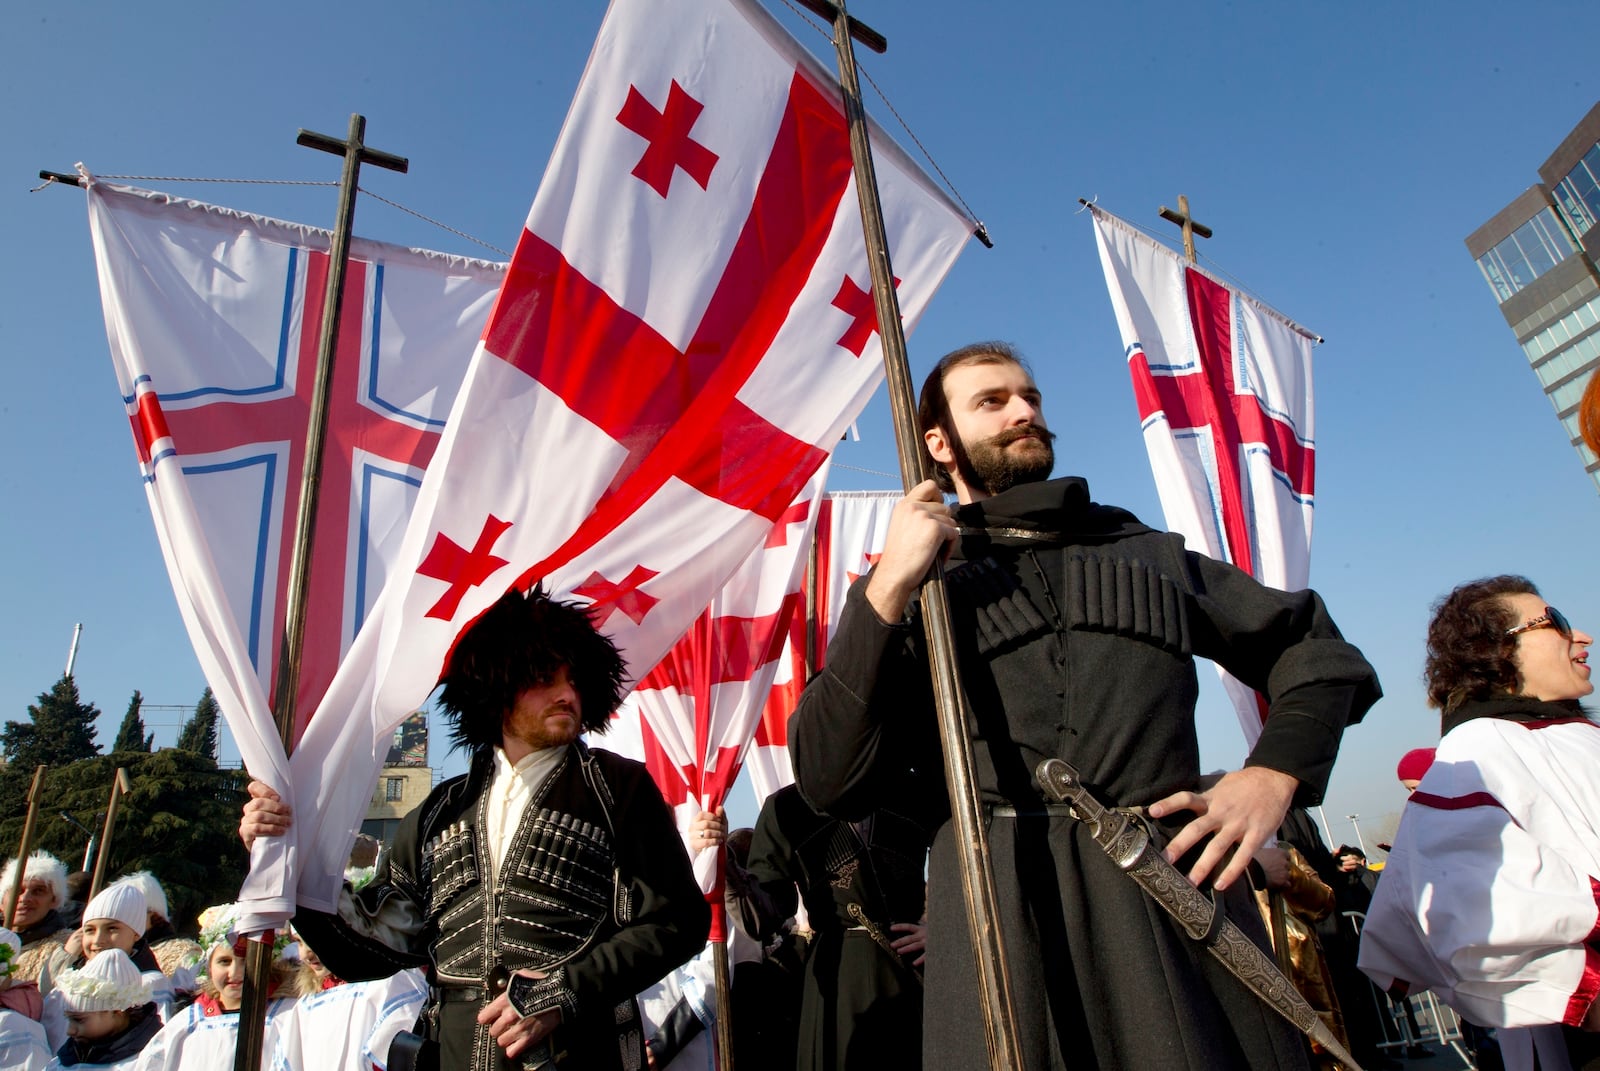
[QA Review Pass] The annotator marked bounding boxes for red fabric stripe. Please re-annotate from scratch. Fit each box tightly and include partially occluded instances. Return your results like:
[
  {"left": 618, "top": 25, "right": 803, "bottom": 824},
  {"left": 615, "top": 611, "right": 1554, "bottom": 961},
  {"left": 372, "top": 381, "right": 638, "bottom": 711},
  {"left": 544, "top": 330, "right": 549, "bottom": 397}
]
[
  {"left": 1587, "top": 876, "right": 1600, "bottom": 944},
  {"left": 1409, "top": 790, "right": 1504, "bottom": 811},
  {"left": 637, "top": 593, "right": 800, "bottom": 692},
  {"left": 132, "top": 390, "right": 171, "bottom": 464},
  {"left": 1517, "top": 718, "right": 1596, "bottom": 730},
  {"left": 1184, "top": 269, "right": 1254, "bottom": 576},
  {"left": 1563, "top": 942, "right": 1600, "bottom": 1027}
]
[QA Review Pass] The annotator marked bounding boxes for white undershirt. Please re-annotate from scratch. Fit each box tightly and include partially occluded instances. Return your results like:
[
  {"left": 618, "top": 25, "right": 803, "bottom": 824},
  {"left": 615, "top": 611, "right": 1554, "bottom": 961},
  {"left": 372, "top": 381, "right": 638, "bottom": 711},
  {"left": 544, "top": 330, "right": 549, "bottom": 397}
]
[{"left": 485, "top": 744, "right": 568, "bottom": 879}]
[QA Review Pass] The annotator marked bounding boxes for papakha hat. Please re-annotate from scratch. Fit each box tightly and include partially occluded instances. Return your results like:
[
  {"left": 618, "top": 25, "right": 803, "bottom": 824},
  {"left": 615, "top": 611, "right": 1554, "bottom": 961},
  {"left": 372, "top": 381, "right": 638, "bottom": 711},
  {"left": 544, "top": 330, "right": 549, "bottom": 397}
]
[{"left": 57, "top": 948, "right": 150, "bottom": 1012}]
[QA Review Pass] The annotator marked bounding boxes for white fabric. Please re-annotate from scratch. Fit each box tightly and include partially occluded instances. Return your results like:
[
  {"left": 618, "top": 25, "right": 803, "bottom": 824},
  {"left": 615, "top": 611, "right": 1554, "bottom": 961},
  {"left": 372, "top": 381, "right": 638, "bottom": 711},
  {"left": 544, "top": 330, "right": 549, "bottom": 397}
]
[
  {"left": 485, "top": 746, "right": 567, "bottom": 879},
  {"left": 267, "top": 970, "right": 427, "bottom": 1071},
  {"left": 132, "top": 997, "right": 295, "bottom": 1071},
  {"left": 85, "top": 178, "right": 506, "bottom": 925},
  {"left": 0, "top": 1007, "right": 50, "bottom": 1071},
  {"left": 1090, "top": 205, "right": 1316, "bottom": 747},
  {"left": 1358, "top": 717, "right": 1600, "bottom": 1028},
  {"left": 57, "top": 949, "right": 148, "bottom": 1012},
  {"left": 635, "top": 944, "right": 727, "bottom": 1071},
  {"left": 275, "top": 0, "right": 971, "bottom": 932},
  {"left": 744, "top": 490, "right": 898, "bottom": 805}
]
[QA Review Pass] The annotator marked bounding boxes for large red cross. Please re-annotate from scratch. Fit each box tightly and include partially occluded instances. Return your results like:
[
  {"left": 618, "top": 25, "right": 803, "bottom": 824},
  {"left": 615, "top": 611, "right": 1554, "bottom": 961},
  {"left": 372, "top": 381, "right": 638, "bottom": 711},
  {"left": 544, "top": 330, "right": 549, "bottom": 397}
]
[
  {"left": 616, "top": 80, "right": 720, "bottom": 199},
  {"left": 830, "top": 275, "right": 898, "bottom": 357},
  {"left": 128, "top": 253, "right": 444, "bottom": 743},
  {"left": 469, "top": 71, "right": 855, "bottom": 622},
  {"left": 1128, "top": 267, "right": 1313, "bottom": 578}
]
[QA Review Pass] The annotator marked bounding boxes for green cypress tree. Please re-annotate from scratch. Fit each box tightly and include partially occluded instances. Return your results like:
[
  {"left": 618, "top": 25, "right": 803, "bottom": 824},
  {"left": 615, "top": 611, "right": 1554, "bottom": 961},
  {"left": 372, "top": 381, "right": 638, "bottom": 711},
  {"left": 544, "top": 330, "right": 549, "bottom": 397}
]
[
  {"left": 112, "top": 690, "right": 153, "bottom": 753},
  {"left": 2, "top": 674, "right": 102, "bottom": 768},
  {"left": 175, "top": 688, "right": 220, "bottom": 760}
]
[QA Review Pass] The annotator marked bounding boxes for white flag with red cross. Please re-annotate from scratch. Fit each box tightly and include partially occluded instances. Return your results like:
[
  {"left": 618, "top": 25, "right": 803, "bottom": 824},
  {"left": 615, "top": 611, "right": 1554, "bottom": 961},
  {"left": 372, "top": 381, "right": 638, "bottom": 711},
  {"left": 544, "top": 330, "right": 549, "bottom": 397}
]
[
  {"left": 744, "top": 489, "right": 898, "bottom": 804},
  {"left": 605, "top": 463, "right": 828, "bottom": 937},
  {"left": 86, "top": 179, "right": 504, "bottom": 907},
  {"left": 270, "top": 0, "right": 973, "bottom": 924},
  {"left": 1089, "top": 205, "right": 1316, "bottom": 746}
]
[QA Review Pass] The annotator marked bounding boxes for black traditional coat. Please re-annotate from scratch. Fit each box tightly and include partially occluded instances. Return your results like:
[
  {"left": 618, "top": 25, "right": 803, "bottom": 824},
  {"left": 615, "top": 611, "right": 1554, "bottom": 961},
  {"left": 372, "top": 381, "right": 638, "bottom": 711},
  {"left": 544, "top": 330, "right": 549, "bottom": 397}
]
[
  {"left": 733, "top": 783, "right": 934, "bottom": 1070},
  {"left": 297, "top": 741, "right": 709, "bottom": 1071},
  {"left": 790, "top": 477, "right": 1381, "bottom": 1071}
]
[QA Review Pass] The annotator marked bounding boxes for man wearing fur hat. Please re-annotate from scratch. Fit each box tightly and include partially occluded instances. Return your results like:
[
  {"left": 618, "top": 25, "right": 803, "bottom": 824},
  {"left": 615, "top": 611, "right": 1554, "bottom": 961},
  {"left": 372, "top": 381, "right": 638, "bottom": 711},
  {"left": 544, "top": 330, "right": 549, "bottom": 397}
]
[
  {"left": 1, "top": 852, "right": 75, "bottom": 986},
  {"left": 243, "top": 586, "right": 710, "bottom": 1071}
]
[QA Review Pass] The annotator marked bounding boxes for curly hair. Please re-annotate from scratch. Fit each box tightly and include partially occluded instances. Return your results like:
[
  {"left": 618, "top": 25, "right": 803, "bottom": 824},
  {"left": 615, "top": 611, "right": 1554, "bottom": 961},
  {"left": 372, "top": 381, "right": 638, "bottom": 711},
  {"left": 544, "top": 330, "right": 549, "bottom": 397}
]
[
  {"left": 917, "top": 341, "right": 1030, "bottom": 493},
  {"left": 1423, "top": 575, "right": 1539, "bottom": 712},
  {"left": 437, "top": 585, "right": 628, "bottom": 751}
]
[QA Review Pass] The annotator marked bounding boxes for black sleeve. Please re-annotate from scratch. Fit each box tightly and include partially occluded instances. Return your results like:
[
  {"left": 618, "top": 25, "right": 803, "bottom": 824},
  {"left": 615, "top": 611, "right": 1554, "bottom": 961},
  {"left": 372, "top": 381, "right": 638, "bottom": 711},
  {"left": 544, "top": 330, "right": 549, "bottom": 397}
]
[
  {"left": 646, "top": 993, "right": 708, "bottom": 1066},
  {"left": 729, "top": 792, "right": 801, "bottom": 941},
  {"left": 789, "top": 575, "right": 936, "bottom": 819},
  {"left": 1182, "top": 551, "right": 1382, "bottom": 806}
]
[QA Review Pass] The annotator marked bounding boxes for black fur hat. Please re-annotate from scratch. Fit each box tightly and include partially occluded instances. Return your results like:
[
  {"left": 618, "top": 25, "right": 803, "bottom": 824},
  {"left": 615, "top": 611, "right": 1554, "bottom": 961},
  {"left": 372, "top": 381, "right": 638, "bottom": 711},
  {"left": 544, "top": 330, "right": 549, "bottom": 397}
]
[{"left": 437, "top": 585, "right": 627, "bottom": 751}]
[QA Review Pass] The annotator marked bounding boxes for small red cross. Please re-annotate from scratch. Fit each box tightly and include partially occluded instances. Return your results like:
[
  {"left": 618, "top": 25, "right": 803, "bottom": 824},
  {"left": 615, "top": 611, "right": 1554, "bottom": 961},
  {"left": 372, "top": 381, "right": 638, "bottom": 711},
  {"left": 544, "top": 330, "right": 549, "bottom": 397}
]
[
  {"left": 574, "top": 565, "right": 661, "bottom": 627},
  {"left": 616, "top": 80, "right": 720, "bottom": 199},
  {"left": 764, "top": 499, "right": 811, "bottom": 548},
  {"left": 415, "top": 515, "right": 513, "bottom": 621},
  {"left": 829, "top": 275, "right": 898, "bottom": 357}
]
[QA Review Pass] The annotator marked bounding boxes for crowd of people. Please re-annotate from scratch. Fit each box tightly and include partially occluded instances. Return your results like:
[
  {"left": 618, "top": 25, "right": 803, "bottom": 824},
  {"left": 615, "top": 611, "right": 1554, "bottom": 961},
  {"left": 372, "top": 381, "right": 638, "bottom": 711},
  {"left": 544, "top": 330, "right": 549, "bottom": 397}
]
[{"left": 3, "top": 340, "right": 1597, "bottom": 1071}]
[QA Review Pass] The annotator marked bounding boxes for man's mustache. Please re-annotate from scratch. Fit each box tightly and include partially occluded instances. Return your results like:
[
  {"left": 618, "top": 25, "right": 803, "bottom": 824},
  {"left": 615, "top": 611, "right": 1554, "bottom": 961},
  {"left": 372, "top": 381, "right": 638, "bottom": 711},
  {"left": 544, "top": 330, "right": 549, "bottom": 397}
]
[{"left": 991, "top": 423, "right": 1056, "bottom": 447}]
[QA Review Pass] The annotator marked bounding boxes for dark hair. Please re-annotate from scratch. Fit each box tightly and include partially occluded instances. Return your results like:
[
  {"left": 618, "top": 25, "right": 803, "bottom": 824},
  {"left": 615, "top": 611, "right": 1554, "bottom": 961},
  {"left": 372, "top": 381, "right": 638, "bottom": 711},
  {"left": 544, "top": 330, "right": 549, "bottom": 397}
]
[
  {"left": 437, "top": 586, "right": 627, "bottom": 751},
  {"left": 1581, "top": 372, "right": 1600, "bottom": 463},
  {"left": 1423, "top": 575, "right": 1539, "bottom": 713},
  {"left": 916, "top": 340, "right": 1028, "bottom": 492}
]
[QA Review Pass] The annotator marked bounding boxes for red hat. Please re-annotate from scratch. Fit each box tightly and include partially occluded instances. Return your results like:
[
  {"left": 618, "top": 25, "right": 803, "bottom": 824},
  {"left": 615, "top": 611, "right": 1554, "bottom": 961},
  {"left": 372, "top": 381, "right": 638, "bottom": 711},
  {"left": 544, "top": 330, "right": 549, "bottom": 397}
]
[{"left": 1396, "top": 747, "right": 1436, "bottom": 783}]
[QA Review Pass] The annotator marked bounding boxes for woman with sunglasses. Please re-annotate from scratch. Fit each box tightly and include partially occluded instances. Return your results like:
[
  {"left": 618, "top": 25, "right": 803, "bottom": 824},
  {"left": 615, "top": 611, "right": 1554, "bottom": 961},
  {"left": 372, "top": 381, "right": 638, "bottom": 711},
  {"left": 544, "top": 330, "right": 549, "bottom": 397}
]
[{"left": 1359, "top": 576, "right": 1600, "bottom": 1070}]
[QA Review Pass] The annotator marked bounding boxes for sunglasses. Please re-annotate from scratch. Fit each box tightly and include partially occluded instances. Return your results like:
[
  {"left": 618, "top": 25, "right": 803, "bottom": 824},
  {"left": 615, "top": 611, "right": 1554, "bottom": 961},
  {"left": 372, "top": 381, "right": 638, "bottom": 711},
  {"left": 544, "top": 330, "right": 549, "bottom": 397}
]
[{"left": 1505, "top": 605, "right": 1573, "bottom": 639}]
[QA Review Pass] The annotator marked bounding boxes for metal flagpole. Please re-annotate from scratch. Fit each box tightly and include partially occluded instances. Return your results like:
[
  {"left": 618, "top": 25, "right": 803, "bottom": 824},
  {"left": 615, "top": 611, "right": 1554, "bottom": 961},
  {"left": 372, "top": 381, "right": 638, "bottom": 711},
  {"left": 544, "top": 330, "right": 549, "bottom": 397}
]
[
  {"left": 803, "top": 3, "right": 1024, "bottom": 1067},
  {"left": 4, "top": 767, "right": 48, "bottom": 930},
  {"left": 233, "top": 113, "right": 408, "bottom": 1071}
]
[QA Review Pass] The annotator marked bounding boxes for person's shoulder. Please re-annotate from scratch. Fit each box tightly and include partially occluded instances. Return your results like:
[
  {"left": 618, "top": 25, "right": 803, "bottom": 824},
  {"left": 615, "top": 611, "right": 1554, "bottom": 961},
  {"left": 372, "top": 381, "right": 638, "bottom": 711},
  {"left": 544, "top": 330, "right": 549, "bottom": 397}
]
[{"left": 582, "top": 745, "right": 651, "bottom": 782}]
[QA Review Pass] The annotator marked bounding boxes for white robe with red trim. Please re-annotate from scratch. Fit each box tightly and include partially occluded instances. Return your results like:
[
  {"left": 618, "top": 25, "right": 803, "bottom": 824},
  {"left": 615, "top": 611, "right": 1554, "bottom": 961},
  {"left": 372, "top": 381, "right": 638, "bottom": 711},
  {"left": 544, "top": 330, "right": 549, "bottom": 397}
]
[{"left": 1358, "top": 714, "right": 1600, "bottom": 1029}]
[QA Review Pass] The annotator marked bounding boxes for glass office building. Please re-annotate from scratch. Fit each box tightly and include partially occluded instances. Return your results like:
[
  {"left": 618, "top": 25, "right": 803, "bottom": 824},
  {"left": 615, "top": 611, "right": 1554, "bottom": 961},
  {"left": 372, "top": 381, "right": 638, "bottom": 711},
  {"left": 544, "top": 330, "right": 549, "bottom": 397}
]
[{"left": 1467, "top": 102, "right": 1600, "bottom": 491}]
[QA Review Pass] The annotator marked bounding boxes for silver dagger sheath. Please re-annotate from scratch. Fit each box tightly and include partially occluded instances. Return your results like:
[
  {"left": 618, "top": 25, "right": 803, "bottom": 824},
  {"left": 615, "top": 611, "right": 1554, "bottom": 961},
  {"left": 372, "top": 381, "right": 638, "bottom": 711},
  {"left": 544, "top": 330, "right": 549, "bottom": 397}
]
[{"left": 1035, "top": 758, "right": 1363, "bottom": 1071}]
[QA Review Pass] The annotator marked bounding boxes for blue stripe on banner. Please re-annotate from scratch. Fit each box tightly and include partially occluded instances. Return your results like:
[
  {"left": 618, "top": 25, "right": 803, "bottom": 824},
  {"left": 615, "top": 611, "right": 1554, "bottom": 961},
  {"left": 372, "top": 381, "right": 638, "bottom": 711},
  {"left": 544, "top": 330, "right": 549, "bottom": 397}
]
[
  {"left": 1243, "top": 444, "right": 1315, "bottom": 505},
  {"left": 1173, "top": 428, "right": 1230, "bottom": 562},
  {"left": 181, "top": 452, "right": 278, "bottom": 672},
  {"left": 355, "top": 463, "right": 424, "bottom": 642},
  {"left": 363, "top": 263, "right": 448, "bottom": 428}
]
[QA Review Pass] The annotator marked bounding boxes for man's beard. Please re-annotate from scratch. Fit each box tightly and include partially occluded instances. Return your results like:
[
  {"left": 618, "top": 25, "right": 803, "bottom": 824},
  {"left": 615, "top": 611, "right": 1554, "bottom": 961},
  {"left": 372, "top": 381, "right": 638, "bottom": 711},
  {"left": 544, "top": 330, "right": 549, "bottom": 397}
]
[{"left": 958, "top": 423, "right": 1056, "bottom": 496}]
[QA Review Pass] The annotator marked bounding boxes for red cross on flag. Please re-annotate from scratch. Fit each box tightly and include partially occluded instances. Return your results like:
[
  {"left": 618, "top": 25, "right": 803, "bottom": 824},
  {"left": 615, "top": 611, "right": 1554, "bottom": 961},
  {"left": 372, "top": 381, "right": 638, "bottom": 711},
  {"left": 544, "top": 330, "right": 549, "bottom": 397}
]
[
  {"left": 277, "top": 0, "right": 973, "bottom": 923},
  {"left": 605, "top": 463, "right": 828, "bottom": 938},
  {"left": 1089, "top": 205, "right": 1316, "bottom": 747},
  {"left": 85, "top": 180, "right": 504, "bottom": 907}
]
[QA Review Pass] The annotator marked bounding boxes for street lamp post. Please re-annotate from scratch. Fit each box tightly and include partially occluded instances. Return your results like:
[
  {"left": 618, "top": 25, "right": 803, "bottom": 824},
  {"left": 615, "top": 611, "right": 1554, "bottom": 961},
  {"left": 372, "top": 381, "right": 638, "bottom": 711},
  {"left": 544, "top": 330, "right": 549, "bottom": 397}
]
[
  {"left": 1346, "top": 814, "right": 1367, "bottom": 855},
  {"left": 59, "top": 812, "right": 96, "bottom": 873}
]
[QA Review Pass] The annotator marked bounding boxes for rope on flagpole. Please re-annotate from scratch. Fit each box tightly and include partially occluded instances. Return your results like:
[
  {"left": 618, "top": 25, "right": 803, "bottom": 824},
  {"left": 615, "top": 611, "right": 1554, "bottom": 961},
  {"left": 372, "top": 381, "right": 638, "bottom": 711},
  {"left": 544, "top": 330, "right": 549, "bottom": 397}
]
[{"left": 774, "top": 0, "right": 990, "bottom": 247}]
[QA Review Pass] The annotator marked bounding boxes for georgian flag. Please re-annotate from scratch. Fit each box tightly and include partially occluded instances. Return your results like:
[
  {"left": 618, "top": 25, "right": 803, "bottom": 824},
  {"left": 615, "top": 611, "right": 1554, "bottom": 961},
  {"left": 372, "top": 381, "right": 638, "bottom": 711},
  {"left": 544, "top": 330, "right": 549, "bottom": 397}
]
[
  {"left": 1089, "top": 205, "right": 1316, "bottom": 745},
  {"left": 86, "top": 178, "right": 503, "bottom": 909},
  {"left": 744, "top": 490, "right": 898, "bottom": 804},
  {"left": 268, "top": 0, "right": 973, "bottom": 925}
]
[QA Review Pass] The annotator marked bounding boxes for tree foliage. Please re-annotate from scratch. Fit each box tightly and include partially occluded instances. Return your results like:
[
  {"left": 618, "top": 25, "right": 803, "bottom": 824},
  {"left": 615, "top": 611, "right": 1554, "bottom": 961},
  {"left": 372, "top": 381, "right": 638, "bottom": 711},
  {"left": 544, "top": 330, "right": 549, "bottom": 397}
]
[
  {"left": 174, "top": 689, "right": 219, "bottom": 760},
  {"left": 0, "top": 749, "right": 249, "bottom": 934},
  {"left": 112, "top": 690, "right": 153, "bottom": 753},
  {"left": 1, "top": 675, "right": 103, "bottom": 816}
]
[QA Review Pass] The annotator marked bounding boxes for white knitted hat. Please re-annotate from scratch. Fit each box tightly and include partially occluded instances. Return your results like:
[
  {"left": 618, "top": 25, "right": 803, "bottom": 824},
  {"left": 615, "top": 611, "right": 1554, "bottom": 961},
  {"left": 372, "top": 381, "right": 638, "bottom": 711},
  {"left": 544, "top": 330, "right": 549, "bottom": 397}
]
[
  {"left": 111, "top": 872, "right": 167, "bottom": 922},
  {"left": 57, "top": 948, "right": 151, "bottom": 1012},
  {"left": 82, "top": 882, "right": 147, "bottom": 936}
]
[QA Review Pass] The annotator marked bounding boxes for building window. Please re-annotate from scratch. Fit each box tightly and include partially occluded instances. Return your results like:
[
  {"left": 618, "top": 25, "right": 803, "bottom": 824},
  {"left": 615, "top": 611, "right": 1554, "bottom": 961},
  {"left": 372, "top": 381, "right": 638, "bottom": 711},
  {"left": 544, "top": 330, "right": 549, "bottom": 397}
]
[
  {"left": 1477, "top": 208, "right": 1575, "bottom": 301},
  {"left": 1555, "top": 143, "right": 1600, "bottom": 238},
  {"left": 385, "top": 777, "right": 404, "bottom": 802}
]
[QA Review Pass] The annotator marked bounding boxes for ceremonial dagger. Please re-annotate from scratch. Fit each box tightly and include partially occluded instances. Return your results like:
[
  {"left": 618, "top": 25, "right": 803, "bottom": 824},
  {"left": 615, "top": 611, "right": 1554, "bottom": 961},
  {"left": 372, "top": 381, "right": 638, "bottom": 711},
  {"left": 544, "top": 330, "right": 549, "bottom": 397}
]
[{"left": 1035, "top": 758, "right": 1363, "bottom": 1071}]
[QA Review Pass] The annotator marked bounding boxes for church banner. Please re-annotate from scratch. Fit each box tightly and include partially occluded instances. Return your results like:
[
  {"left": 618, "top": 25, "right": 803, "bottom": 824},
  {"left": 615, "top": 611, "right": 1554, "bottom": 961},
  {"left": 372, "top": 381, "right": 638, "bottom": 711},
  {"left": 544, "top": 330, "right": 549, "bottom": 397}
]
[
  {"left": 278, "top": 0, "right": 974, "bottom": 924},
  {"left": 1090, "top": 204, "right": 1317, "bottom": 745}
]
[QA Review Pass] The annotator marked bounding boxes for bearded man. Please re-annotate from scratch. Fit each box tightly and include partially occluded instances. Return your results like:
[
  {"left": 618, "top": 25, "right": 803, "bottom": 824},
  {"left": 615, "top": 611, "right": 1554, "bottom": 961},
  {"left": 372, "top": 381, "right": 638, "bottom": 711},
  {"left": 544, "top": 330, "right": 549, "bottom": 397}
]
[
  {"left": 789, "top": 341, "right": 1381, "bottom": 1070},
  {"left": 243, "top": 586, "right": 709, "bottom": 1071}
]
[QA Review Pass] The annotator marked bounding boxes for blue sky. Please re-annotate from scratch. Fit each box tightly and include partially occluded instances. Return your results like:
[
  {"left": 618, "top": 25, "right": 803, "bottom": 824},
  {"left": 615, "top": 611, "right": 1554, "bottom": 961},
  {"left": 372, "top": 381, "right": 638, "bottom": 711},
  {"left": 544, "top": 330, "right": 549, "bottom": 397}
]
[{"left": 3, "top": 0, "right": 1598, "bottom": 846}]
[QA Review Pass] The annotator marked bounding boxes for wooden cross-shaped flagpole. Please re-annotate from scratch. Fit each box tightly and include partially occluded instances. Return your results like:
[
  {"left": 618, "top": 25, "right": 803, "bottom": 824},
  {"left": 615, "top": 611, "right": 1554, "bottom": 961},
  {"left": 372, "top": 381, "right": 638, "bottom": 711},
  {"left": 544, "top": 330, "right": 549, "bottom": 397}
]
[
  {"left": 1157, "top": 194, "right": 1213, "bottom": 264},
  {"left": 805, "top": 3, "right": 1024, "bottom": 1068},
  {"left": 87, "top": 769, "right": 132, "bottom": 900},
  {"left": 233, "top": 113, "right": 407, "bottom": 1071},
  {"left": 4, "top": 767, "right": 48, "bottom": 930}
]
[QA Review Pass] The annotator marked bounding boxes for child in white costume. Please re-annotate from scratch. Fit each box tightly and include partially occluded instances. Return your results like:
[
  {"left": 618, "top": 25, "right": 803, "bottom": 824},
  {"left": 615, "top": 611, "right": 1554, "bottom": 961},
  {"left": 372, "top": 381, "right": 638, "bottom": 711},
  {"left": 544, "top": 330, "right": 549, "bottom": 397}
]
[
  {"left": 133, "top": 904, "right": 295, "bottom": 1071},
  {"left": 267, "top": 967, "right": 427, "bottom": 1071},
  {"left": 44, "top": 949, "right": 162, "bottom": 1071},
  {"left": 0, "top": 927, "right": 51, "bottom": 1071},
  {"left": 41, "top": 883, "right": 174, "bottom": 1052}
]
